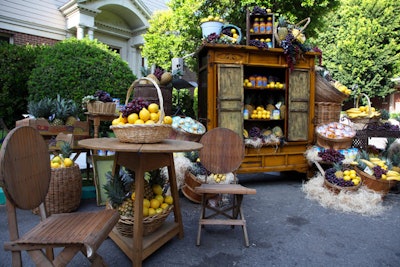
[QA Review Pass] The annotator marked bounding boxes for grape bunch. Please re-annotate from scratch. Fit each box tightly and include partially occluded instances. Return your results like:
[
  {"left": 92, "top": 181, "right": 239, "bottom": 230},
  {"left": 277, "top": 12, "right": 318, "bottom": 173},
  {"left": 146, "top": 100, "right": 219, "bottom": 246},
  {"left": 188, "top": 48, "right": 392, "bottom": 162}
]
[
  {"left": 221, "top": 28, "right": 232, "bottom": 37},
  {"left": 252, "top": 6, "right": 267, "bottom": 15},
  {"left": 205, "top": 33, "right": 220, "bottom": 43},
  {"left": 94, "top": 90, "right": 113, "bottom": 102},
  {"left": 325, "top": 168, "right": 356, "bottom": 187},
  {"left": 120, "top": 97, "right": 149, "bottom": 117},
  {"left": 249, "top": 39, "right": 269, "bottom": 49},
  {"left": 366, "top": 122, "right": 399, "bottom": 131},
  {"left": 153, "top": 67, "right": 164, "bottom": 81},
  {"left": 372, "top": 165, "right": 387, "bottom": 179},
  {"left": 249, "top": 126, "right": 261, "bottom": 138},
  {"left": 318, "top": 149, "right": 345, "bottom": 163}
]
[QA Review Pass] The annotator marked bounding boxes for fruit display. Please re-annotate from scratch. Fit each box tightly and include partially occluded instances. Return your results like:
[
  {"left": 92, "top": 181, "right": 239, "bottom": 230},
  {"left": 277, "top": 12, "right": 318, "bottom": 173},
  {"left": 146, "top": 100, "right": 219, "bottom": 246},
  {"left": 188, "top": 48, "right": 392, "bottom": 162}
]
[
  {"left": 353, "top": 150, "right": 400, "bottom": 181},
  {"left": 332, "top": 80, "right": 351, "bottom": 96},
  {"left": 243, "top": 77, "right": 284, "bottom": 89},
  {"left": 249, "top": 106, "right": 271, "bottom": 119},
  {"left": 325, "top": 165, "right": 361, "bottom": 187},
  {"left": 316, "top": 122, "right": 356, "bottom": 139},
  {"left": 171, "top": 116, "right": 206, "bottom": 135},
  {"left": 50, "top": 142, "right": 74, "bottom": 168},
  {"left": 220, "top": 26, "right": 241, "bottom": 44},
  {"left": 114, "top": 101, "right": 172, "bottom": 126},
  {"left": 200, "top": 15, "right": 224, "bottom": 23},
  {"left": 365, "top": 121, "right": 400, "bottom": 132},
  {"left": 318, "top": 148, "right": 345, "bottom": 163},
  {"left": 345, "top": 106, "right": 380, "bottom": 119},
  {"left": 139, "top": 67, "right": 173, "bottom": 86}
]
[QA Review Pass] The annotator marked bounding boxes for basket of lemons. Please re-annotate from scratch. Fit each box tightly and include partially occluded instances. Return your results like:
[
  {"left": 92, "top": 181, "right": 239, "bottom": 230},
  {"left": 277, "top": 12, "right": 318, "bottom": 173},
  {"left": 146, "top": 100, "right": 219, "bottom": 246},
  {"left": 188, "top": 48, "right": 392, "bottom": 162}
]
[{"left": 110, "top": 77, "right": 172, "bottom": 143}]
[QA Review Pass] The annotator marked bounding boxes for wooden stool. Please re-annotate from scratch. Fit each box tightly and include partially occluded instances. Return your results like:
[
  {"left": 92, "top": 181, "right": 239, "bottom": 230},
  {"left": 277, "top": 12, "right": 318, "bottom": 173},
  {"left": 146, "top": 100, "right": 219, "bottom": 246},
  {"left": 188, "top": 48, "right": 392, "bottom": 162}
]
[{"left": 194, "top": 128, "right": 256, "bottom": 247}]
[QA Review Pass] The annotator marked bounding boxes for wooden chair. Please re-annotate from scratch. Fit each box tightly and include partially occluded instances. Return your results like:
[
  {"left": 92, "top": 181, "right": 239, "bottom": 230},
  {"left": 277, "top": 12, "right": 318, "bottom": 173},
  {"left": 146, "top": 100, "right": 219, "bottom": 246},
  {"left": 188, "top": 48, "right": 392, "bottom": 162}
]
[
  {"left": 194, "top": 128, "right": 256, "bottom": 247},
  {"left": 0, "top": 126, "right": 119, "bottom": 266}
]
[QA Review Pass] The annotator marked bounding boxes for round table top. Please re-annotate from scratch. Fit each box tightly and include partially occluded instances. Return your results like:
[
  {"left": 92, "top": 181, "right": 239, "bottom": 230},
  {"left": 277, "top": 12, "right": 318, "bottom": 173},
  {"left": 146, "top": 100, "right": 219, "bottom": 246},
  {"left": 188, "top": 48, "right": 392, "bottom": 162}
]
[{"left": 78, "top": 138, "right": 203, "bottom": 153}]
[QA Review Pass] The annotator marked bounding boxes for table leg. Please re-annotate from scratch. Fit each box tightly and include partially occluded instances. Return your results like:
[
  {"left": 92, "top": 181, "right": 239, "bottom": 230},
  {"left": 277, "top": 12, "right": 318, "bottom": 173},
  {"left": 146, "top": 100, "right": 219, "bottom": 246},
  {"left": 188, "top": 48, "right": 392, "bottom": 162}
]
[{"left": 93, "top": 117, "right": 101, "bottom": 138}]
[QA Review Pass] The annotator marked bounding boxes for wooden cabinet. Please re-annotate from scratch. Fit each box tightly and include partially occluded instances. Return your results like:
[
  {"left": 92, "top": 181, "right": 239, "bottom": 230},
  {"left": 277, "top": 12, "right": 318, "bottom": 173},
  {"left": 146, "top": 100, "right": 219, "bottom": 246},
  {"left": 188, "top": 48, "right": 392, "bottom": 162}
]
[{"left": 197, "top": 44, "right": 319, "bottom": 174}]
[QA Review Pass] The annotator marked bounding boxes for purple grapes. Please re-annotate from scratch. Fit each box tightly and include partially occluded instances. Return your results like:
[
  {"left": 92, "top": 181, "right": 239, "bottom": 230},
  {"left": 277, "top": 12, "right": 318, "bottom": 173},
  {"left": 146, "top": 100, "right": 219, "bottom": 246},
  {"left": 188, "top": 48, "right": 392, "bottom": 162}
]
[
  {"left": 249, "top": 39, "right": 269, "bottom": 49},
  {"left": 372, "top": 165, "right": 387, "bottom": 179},
  {"left": 252, "top": 6, "right": 267, "bottom": 15},
  {"left": 318, "top": 149, "right": 345, "bottom": 163},
  {"left": 120, "top": 97, "right": 149, "bottom": 117},
  {"left": 94, "top": 90, "right": 113, "bottom": 102},
  {"left": 325, "top": 167, "right": 355, "bottom": 187}
]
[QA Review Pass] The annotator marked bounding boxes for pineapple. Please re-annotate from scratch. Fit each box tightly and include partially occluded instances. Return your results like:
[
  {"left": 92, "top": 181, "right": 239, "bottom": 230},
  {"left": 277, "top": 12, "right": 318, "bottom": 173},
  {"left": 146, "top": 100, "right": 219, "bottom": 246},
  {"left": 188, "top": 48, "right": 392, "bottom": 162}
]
[
  {"left": 27, "top": 97, "right": 55, "bottom": 119},
  {"left": 333, "top": 163, "right": 344, "bottom": 178},
  {"left": 51, "top": 95, "right": 78, "bottom": 125},
  {"left": 60, "top": 142, "right": 72, "bottom": 159},
  {"left": 277, "top": 16, "right": 289, "bottom": 41},
  {"left": 118, "top": 198, "right": 134, "bottom": 217}
]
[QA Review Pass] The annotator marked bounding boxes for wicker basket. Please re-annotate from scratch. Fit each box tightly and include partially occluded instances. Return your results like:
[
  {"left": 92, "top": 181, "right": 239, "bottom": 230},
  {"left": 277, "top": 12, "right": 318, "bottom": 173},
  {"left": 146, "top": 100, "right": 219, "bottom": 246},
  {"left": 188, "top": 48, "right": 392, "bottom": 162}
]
[
  {"left": 314, "top": 102, "right": 342, "bottom": 125},
  {"left": 33, "top": 164, "right": 82, "bottom": 215},
  {"left": 323, "top": 178, "right": 361, "bottom": 194},
  {"left": 87, "top": 101, "right": 117, "bottom": 115},
  {"left": 274, "top": 17, "right": 310, "bottom": 46},
  {"left": 115, "top": 205, "right": 173, "bottom": 237},
  {"left": 182, "top": 171, "right": 203, "bottom": 203},
  {"left": 110, "top": 77, "right": 172, "bottom": 143},
  {"left": 169, "top": 119, "right": 206, "bottom": 142},
  {"left": 316, "top": 133, "right": 353, "bottom": 150},
  {"left": 315, "top": 74, "right": 348, "bottom": 103},
  {"left": 355, "top": 167, "right": 397, "bottom": 195},
  {"left": 348, "top": 94, "right": 380, "bottom": 129}
]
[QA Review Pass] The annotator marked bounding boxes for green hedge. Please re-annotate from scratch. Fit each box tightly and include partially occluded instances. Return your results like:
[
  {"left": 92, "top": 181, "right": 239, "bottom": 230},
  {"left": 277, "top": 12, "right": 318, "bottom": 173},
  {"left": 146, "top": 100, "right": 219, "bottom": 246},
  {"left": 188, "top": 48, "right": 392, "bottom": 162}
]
[{"left": 28, "top": 37, "right": 136, "bottom": 120}]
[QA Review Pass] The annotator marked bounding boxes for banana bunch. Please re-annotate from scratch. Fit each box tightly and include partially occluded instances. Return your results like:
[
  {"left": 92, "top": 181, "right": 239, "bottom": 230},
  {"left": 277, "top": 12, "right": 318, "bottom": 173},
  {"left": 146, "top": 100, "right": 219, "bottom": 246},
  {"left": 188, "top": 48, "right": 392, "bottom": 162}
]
[
  {"left": 331, "top": 80, "right": 351, "bottom": 96},
  {"left": 345, "top": 106, "right": 380, "bottom": 119},
  {"left": 385, "top": 170, "right": 400, "bottom": 181}
]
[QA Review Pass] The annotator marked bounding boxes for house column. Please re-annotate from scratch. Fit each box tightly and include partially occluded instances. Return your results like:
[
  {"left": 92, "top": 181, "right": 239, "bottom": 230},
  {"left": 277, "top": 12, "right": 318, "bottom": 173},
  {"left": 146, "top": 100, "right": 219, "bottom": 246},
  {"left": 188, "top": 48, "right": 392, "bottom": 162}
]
[
  {"left": 76, "top": 25, "right": 85, "bottom": 39},
  {"left": 87, "top": 27, "right": 94, "bottom": 40}
]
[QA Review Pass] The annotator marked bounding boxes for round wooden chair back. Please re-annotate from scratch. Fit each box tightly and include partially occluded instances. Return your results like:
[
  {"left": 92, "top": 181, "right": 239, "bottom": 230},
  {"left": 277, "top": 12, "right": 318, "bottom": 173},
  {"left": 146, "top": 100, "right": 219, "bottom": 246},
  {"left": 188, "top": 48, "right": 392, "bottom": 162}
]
[
  {"left": 0, "top": 126, "right": 51, "bottom": 210},
  {"left": 199, "top": 127, "right": 244, "bottom": 174}
]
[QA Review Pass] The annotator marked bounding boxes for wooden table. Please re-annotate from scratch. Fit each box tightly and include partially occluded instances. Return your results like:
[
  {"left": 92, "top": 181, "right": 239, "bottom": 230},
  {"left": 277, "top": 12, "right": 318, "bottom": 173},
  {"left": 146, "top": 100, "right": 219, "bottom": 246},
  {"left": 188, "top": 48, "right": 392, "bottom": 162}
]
[
  {"left": 78, "top": 138, "right": 203, "bottom": 267},
  {"left": 85, "top": 113, "right": 118, "bottom": 138}
]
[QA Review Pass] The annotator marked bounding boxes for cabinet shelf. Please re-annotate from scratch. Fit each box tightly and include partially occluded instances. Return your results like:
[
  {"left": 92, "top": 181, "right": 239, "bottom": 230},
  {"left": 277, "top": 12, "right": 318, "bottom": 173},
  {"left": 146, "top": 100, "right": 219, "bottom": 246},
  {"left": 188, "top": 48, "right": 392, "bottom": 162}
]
[{"left": 244, "top": 87, "right": 285, "bottom": 91}]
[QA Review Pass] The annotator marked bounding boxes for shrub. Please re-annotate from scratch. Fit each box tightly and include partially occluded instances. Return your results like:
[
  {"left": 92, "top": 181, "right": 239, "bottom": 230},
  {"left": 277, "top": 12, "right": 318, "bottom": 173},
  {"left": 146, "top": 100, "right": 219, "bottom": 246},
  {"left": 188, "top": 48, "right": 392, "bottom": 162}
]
[
  {"left": 28, "top": 37, "right": 136, "bottom": 119},
  {"left": 0, "top": 42, "right": 42, "bottom": 128}
]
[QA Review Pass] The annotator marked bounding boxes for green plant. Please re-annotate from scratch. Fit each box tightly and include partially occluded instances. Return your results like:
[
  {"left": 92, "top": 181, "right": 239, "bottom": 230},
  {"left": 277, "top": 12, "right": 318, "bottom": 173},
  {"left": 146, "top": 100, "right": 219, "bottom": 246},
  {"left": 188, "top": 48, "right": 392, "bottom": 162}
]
[
  {"left": 172, "top": 88, "right": 194, "bottom": 118},
  {"left": 28, "top": 37, "right": 136, "bottom": 120},
  {"left": 0, "top": 42, "right": 43, "bottom": 128}
]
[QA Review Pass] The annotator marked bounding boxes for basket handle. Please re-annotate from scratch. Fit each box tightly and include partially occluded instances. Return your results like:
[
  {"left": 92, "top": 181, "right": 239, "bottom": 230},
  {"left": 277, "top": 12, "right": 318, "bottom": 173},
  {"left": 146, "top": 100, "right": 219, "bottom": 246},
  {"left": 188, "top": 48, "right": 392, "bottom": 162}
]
[
  {"left": 295, "top": 17, "right": 310, "bottom": 33},
  {"left": 355, "top": 93, "right": 372, "bottom": 116},
  {"left": 125, "top": 77, "right": 165, "bottom": 124}
]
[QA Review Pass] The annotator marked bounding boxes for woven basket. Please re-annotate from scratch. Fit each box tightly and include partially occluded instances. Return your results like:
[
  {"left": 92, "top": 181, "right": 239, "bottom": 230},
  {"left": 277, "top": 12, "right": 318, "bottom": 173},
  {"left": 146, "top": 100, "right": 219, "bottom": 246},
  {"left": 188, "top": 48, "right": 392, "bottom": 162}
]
[
  {"left": 314, "top": 102, "right": 342, "bottom": 125},
  {"left": 169, "top": 119, "right": 206, "bottom": 142},
  {"left": 87, "top": 101, "right": 117, "bottom": 115},
  {"left": 110, "top": 77, "right": 172, "bottom": 143},
  {"left": 115, "top": 205, "right": 173, "bottom": 237},
  {"left": 274, "top": 17, "right": 310, "bottom": 47},
  {"left": 182, "top": 171, "right": 203, "bottom": 203},
  {"left": 323, "top": 178, "right": 361, "bottom": 194},
  {"left": 33, "top": 164, "right": 82, "bottom": 215},
  {"left": 355, "top": 167, "right": 397, "bottom": 195},
  {"left": 315, "top": 74, "right": 348, "bottom": 103},
  {"left": 316, "top": 133, "right": 353, "bottom": 150},
  {"left": 348, "top": 94, "right": 380, "bottom": 129}
]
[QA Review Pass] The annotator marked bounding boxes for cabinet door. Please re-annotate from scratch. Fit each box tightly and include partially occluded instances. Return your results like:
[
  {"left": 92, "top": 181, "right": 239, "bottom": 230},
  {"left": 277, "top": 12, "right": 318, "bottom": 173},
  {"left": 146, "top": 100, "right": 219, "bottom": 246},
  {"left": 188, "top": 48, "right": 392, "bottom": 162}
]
[
  {"left": 217, "top": 64, "right": 243, "bottom": 137},
  {"left": 287, "top": 69, "right": 310, "bottom": 141}
]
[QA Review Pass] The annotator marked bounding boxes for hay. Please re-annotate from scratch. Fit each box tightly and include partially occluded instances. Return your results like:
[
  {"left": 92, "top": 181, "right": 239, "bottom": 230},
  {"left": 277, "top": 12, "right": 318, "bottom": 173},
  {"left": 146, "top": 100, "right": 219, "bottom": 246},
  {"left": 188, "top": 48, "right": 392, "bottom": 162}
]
[
  {"left": 161, "top": 154, "right": 193, "bottom": 190},
  {"left": 302, "top": 173, "right": 388, "bottom": 216}
]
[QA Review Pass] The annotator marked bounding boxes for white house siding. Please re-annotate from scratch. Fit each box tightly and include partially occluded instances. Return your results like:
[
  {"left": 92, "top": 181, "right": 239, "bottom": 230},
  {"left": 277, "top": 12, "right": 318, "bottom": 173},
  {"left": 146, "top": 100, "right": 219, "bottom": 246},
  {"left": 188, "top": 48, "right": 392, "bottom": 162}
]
[{"left": 0, "top": 0, "right": 67, "bottom": 40}]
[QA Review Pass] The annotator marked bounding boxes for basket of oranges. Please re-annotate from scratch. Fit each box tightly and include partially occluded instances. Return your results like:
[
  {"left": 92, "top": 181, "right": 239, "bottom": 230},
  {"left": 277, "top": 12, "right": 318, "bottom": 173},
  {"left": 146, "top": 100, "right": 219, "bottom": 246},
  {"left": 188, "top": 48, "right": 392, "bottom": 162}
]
[{"left": 110, "top": 77, "right": 172, "bottom": 143}]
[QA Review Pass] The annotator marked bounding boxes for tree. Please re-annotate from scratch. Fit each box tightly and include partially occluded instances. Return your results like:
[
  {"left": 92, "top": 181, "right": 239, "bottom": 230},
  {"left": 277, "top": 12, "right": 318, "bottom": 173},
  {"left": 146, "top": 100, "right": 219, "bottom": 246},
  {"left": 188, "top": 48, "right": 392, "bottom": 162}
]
[
  {"left": 314, "top": 0, "right": 400, "bottom": 100},
  {"left": 142, "top": 0, "right": 340, "bottom": 71}
]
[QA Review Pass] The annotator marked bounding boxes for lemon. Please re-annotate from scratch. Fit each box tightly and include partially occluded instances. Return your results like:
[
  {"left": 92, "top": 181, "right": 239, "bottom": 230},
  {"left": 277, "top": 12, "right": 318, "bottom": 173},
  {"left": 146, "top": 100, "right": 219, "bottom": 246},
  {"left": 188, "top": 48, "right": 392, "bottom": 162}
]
[
  {"left": 343, "top": 170, "right": 350, "bottom": 176},
  {"left": 143, "top": 198, "right": 150, "bottom": 208},
  {"left": 131, "top": 192, "right": 136, "bottom": 201},
  {"left": 161, "top": 203, "right": 169, "bottom": 210},
  {"left": 52, "top": 156, "right": 61, "bottom": 164},
  {"left": 164, "top": 195, "right": 173, "bottom": 205},
  {"left": 143, "top": 207, "right": 149, "bottom": 217},
  {"left": 148, "top": 208, "right": 156, "bottom": 216},
  {"left": 152, "top": 184, "right": 163, "bottom": 195},
  {"left": 148, "top": 103, "right": 159, "bottom": 113},
  {"left": 145, "top": 120, "right": 155, "bottom": 124},
  {"left": 150, "top": 199, "right": 160, "bottom": 209},
  {"left": 63, "top": 158, "right": 74, "bottom": 167},
  {"left": 119, "top": 114, "right": 127, "bottom": 123},
  {"left": 112, "top": 118, "right": 121, "bottom": 125},
  {"left": 343, "top": 175, "right": 351, "bottom": 181},
  {"left": 134, "top": 119, "right": 145, "bottom": 124},
  {"left": 163, "top": 116, "right": 173, "bottom": 124},
  {"left": 127, "top": 113, "right": 139, "bottom": 124},
  {"left": 155, "top": 208, "right": 163, "bottom": 214},
  {"left": 51, "top": 162, "right": 60, "bottom": 168},
  {"left": 150, "top": 112, "right": 159, "bottom": 122},
  {"left": 155, "top": 194, "right": 164, "bottom": 204},
  {"left": 139, "top": 108, "right": 150, "bottom": 121}
]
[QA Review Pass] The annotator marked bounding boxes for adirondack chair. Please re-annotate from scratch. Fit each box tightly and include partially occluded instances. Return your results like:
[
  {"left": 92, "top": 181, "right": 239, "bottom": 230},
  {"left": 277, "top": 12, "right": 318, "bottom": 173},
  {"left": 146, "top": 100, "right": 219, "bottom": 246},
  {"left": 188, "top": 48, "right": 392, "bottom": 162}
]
[
  {"left": 0, "top": 126, "right": 119, "bottom": 266},
  {"left": 194, "top": 127, "right": 256, "bottom": 247}
]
